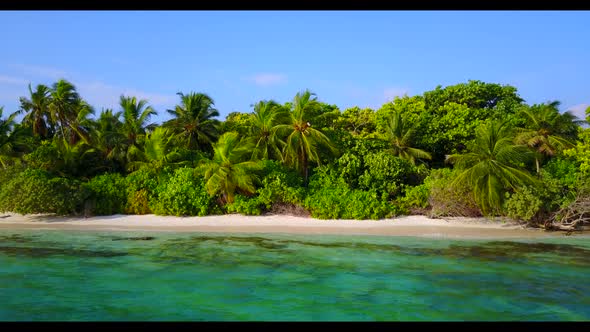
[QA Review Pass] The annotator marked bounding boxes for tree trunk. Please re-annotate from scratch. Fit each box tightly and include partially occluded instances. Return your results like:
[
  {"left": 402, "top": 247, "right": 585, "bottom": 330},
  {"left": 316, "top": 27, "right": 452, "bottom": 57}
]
[
  {"left": 302, "top": 149, "right": 309, "bottom": 187},
  {"left": 535, "top": 157, "right": 540, "bottom": 174}
]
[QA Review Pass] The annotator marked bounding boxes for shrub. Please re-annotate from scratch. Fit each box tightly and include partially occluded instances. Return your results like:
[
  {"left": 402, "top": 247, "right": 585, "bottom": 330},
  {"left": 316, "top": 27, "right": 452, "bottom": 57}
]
[
  {"left": 304, "top": 167, "right": 400, "bottom": 219},
  {"left": 398, "top": 184, "right": 430, "bottom": 213},
  {"left": 256, "top": 160, "right": 306, "bottom": 210},
  {"left": 225, "top": 195, "right": 263, "bottom": 216},
  {"left": 151, "top": 167, "right": 215, "bottom": 216},
  {"left": 503, "top": 186, "right": 543, "bottom": 222},
  {"left": 304, "top": 187, "right": 399, "bottom": 220},
  {"left": 0, "top": 168, "right": 86, "bottom": 215},
  {"left": 426, "top": 168, "right": 481, "bottom": 217},
  {"left": 83, "top": 173, "right": 128, "bottom": 215},
  {"left": 125, "top": 168, "right": 162, "bottom": 214},
  {"left": 358, "top": 152, "right": 421, "bottom": 198}
]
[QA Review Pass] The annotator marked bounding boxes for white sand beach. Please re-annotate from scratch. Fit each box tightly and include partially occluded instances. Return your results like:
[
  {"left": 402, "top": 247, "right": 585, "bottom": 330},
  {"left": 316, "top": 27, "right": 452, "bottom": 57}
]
[{"left": 0, "top": 213, "right": 576, "bottom": 239}]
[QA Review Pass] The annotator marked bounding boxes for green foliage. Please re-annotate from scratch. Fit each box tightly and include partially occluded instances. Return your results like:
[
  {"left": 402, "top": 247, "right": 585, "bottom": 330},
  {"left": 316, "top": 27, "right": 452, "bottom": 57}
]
[
  {"left": 515, "top": 101, "right": 580, "bottom": 172},
  {"left": 304, "top": 187, "right": 399, "bottom": 220},
  {"left": 247, "top": 100, "right": 287, "bottom": 160},
  {"left": 0, "top": 168, "right": 86, "bottom": 215},
  {"left": 83, "top": 173, "right": 127, "bottom": 215},
  {"left": 425, "top": 168, "right": 481, "bottom": 217},
  {"left": 304, "top": 165, "right": 400, "bottom": 219},
  {"left": 4, "top": 78, "right": 585, "bottom": 224},
  {"left": 334, "top": 106, "right": 376, "bottom": 136},
  {"left": 542, "top": 157, "right": 580, "bottom": 192},
  {"left": 164, "top": 92, "right": 220, "bottom": 151},
  {"left": 198, "top": 132, "right": 263, "bottom": 204},
  {"left": 503, "top": 186, "right": 543, "bottom": 222},
  {"left": 446, "top": 121, "right": 538, "bottom": 215},
  {"left": 256, "top": 160, "right": 306, "bottom": 209},
  {"left": 125, "top": 168, "right": 166, "bottom": 214},
  {"left": 126, "top": 189, "right": 152, "bottom": 215},
  {"left": 127, "top": 127, "right": 190, "bottom": 172},
  {"left": 0, "top": 165, "right": 25, "bottom": 193},
  {"left": 152, "top": 167, "right": 214, "bottom": 216},
  {"left": 220, "top": 112, "right": 252, "bottom": 136},
  {"left": 564, "top": 127, "right": 590, "bottom": 175},
  {"left": 375, "top": 96, "right": 426, "bottom": 136},
  {"left": 275, "top": 90, "right": 336, "bottom": 184},
  {"left": 398, "top": 184, "right": 430, "bottom": 211},
  {"left": 225, "top": 195, "right": 263, "bottom": 216},
  {"left": 423, "top": 80, "right": 523, "bottom": 111},
  {"left": 23, "top": 140, "right": 61, "bottom": 172},
  {"left": 358, "top": 152, "right": 421, "bottom": 198},
  {"left": 502, "top": 165, "right": 574, "bottom": 223}
]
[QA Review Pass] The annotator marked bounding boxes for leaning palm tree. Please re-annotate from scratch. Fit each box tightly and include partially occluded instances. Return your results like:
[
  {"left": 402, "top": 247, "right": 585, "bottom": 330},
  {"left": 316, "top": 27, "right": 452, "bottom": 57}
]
[
  {"left": 384, "top": 111, "right": 431, "bottom": 165},
  {"left": 515, "top": 101, "right": 581, "bottom": 173},
  {"left": 197, "top": 132, "right": 262, "bottom": 204},
  {"left": 248, "top": 100, "right": 287, "bottom": 160},
  {"left": 275, "top": 90, "right": 335, "bottom": 185},
  {"left": 127, "top": 127, "right": 187, "bottom": 172},
  {"left": 65, "top": 99, "right": 95, "bottom": 146},
  {"left": 446, "top": 121, "right": 538, "bottom": 215},
  {"left": 119, "top": 95, "right": 158, "bottom": 158},
  {"left": 164, "top": 92, "right": 220, "bottom": 151},
  {"left": 18, "top": 83, "right": 53, "bottom": 139}
]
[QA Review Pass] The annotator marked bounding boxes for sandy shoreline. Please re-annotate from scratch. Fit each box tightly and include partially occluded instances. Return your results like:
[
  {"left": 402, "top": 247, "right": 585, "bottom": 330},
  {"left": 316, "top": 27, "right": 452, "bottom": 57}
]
[{"left": 0, "top": 213, "right": 580, "bottom": 239}]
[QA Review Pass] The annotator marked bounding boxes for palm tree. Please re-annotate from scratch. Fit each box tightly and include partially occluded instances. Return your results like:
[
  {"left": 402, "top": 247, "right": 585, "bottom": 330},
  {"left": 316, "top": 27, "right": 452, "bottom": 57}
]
[
  {"left": 0, "top": 107, "right": 25, "bottom": 168},
  {"left": 164, "top": 92, "right": 220, "bottom": 151},
  {"left": 127, "top": 127, "right": 187, "bottom": 172},
  {"left": 18, "top": 83, "right": 53, "bottom": 139},
  {"left": 88, "top": 109, "right": 127, "bottom": 167},
  {"left": 515, "top": 101, "right": 581, "bottom": 173},
  {"left": 248, "top": 100, "right": 287, "bottom": 160},
  {"left": 384, "top": 111, "right": 432, "bottom": 165},
  {"left": 49, "top": 79, "right": 81, "bottom": 140},
  {"left": 66, "top": 99, "right": 95, "bottom": 146},
  {"left": 275, "top": 90, "right": 335, "bottom": 185},
  {"left": 198, "top": 132, "right": 262, "bottom": 204},
  {"left": 119, "top": 95, "right": 157, "bottom": 157},
  {"left": 446, "top": 121, "right": 538, "bottom": 215}
]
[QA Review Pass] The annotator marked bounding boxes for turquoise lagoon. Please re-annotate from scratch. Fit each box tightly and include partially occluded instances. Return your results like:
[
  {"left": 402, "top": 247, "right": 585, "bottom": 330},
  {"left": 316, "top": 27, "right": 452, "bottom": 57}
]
[{"left": 0, "top": 229, "right": 589, "bottom": 321}]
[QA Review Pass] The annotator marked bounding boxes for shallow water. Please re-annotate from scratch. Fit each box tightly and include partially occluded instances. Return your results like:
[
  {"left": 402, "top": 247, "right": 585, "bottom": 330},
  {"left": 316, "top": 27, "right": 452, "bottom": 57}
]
[{"left": 0, "top": 229, "right": 588, "bottom": 321}]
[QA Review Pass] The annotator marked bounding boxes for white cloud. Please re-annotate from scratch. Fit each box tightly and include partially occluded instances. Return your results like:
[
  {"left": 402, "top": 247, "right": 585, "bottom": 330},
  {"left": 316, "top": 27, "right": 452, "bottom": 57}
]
[
  {"left": 0, "top": 75, "right": 29, "bottom": 86},
  {"left": 567, "top": 103, "right": 589, "bottom": 120},
  {"left": 9, "top": 64, "right": 68, "bottom": 80},
  {"left": 383, "top": 87, "right": 409, "bottom": 102},
  {"left": 248, "top": 73, "right": 287, "bottom": 86}
]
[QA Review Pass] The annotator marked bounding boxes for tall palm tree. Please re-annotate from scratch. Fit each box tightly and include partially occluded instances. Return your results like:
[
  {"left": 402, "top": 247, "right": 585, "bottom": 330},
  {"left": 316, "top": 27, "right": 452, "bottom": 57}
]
[
  {"left": 88, "top": 109, "right": 127, "bottom": 165},
  {"left": 119, "top": 95, "right": 157, "bottom": 156},
  {"left": 127, "top": 127, "right": 187, "bottom": 172},
  {"left": 447, "top": 121, "right": 538, "bottom": 215},
  {"left": 515, "top": 101, "right": 581, "bottom": 173},
  {"left": 275, "top": 90, "right": 335, "bottom": 185},
  {"left": 248, "top": 100, "right": 287, "bottom": 160},
  {"left": 198, "top": 132, "right": 262, "bottom": 204},
  {"left": 384, "top": 111, "right": 432, "bottom": 165},
  {"left": 18, "top": 83, "right": 53, "bottom": 139},
  {"left": 164, "top": 92, "right": 220, "bottom": 151},
  {"left": 49, "top": 79, "right": 81, "bottom": 140}
]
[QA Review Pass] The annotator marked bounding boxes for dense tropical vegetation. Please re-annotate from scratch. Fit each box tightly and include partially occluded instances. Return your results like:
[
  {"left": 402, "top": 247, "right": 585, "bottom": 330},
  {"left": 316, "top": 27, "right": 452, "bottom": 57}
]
[{"left": 0, "top": 79, "right": 588, "bottom": 231}]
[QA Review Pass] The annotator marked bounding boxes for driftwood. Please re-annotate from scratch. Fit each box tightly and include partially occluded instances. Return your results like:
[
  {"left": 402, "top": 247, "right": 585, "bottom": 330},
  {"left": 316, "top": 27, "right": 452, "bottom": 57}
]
[{"left": 544, "top": 192, "right": 590, "bottom": 235}]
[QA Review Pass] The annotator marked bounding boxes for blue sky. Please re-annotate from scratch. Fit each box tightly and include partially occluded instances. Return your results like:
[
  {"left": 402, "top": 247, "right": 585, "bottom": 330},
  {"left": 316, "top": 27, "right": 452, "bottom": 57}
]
[{"left": 0, "top": 11, "right": 589, "bottom": 123}]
